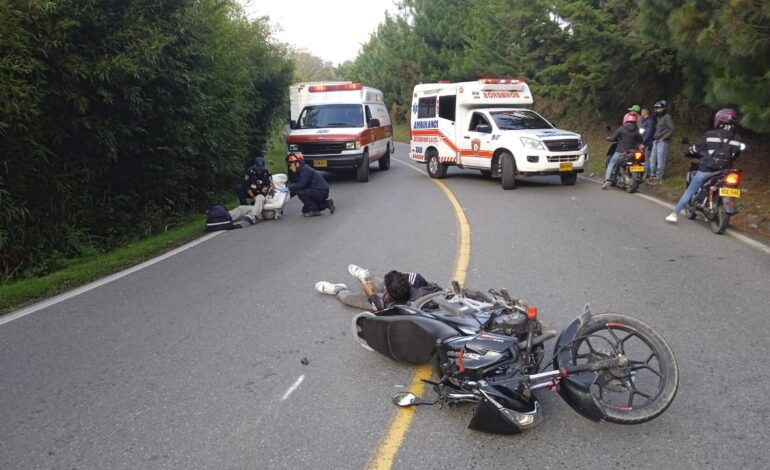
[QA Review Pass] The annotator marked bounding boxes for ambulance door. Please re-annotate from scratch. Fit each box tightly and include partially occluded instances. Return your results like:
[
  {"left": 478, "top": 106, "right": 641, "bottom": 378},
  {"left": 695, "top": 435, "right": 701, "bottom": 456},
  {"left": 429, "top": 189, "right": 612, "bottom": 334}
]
[
  {"left": 437, "top": 93, "right": 458, "bottom": 163},
  {"left": 463, "top": 111, "right": 494, "bottom": 168}
]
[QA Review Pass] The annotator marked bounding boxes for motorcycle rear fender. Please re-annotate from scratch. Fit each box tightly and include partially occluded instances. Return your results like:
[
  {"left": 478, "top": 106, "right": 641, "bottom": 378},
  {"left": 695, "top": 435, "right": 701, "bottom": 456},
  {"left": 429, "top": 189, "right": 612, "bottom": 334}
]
[
  {"left": 552, "top": 306, "right": 608, "bottom": 422},
  {"left": 722, "top": 196, "right": 739, "bottom": 214}
]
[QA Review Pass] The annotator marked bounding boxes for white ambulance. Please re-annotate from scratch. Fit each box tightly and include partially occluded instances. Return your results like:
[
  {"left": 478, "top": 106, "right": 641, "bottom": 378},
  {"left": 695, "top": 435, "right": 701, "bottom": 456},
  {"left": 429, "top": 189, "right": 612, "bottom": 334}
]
[
  {"left": 410, "top": 79, "right": 587, "bottom": 189},
  {"left": 286, "top": 82, "right": 394, "bottom": 183}
]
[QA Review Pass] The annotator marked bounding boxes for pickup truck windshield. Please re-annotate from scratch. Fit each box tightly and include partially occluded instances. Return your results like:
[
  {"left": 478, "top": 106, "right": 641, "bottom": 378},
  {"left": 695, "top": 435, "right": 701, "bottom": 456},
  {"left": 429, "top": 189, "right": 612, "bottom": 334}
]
[
  {"left": 297, "top": 104, "right": 364, "bottom": 129},
  {"left": 490, "top": 110, "right": 552, "bottom": 131}
]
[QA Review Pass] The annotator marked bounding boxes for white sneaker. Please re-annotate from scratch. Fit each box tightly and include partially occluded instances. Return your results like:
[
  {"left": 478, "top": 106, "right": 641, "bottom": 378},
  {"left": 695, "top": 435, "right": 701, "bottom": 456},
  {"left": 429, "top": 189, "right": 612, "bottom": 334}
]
[
  {"left": 246, "top": 214, "right": 256, "bottom": 225},
  {"left": 315, "top": 281, "right": 347, "bottom": 295},
  {"left": 665, "top": 213, "right": 678, "bottom": 223},
  {"left": 347, "top": 264, "right": 372, "bottom": 283}
]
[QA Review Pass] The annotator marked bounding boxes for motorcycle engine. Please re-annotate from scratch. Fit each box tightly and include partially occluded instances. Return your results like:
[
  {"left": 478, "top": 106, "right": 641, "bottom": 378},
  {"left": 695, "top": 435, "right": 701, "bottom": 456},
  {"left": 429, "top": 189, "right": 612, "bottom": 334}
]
[{"left": 489, "top": 311, "right": 528, "bottom": 336}]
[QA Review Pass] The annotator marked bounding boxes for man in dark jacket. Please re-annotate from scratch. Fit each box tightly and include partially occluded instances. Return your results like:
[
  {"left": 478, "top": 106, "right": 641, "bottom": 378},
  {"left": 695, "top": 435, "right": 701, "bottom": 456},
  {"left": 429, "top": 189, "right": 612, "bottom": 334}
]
[
  {"left": 665, "top": 108, "right": 745, "bottom": 223},
  {"left": 639, "top": 107, "right": 656, "bottom": 173},
  {"left": 314, "top": 264, "right": 442, "bottom": 312},
  {"left": 648, "top": 100, "right": 676, "bottom": 184},
  {"left": 284, "top": 152, "right": 335, "bottom": 217},
  {"left": 603, "top": 113, "right": 643, "bottom": 189}
]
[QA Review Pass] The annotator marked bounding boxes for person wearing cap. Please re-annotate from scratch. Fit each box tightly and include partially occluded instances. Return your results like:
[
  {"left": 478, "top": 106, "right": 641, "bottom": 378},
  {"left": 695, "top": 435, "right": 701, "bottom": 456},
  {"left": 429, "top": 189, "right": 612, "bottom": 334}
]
[
  {"left": 627, "top": 105, "right": 642, "bottom": 130},
  {"left": 648, "top": 100, "right": 676, "bottom": 185},
  {"left": 283, "top": 152, "right": 335, "bottom": 217}
]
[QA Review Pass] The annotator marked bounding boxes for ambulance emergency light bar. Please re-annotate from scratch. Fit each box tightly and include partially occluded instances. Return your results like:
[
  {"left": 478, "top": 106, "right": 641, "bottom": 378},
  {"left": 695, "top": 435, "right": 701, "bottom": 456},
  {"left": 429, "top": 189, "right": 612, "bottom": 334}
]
[
  {"left": 478, "top": 78, "right": 523, "bottom": 85},
  {"left": 308, "top": 83, "right": 363, "bottom": 92}
]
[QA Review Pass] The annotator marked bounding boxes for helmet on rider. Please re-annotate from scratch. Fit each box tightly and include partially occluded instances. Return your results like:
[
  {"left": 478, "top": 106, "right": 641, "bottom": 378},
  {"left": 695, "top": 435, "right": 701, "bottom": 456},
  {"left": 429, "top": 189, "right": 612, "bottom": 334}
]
[
  {"left": 623, "top": 112, "right": 638, "bottom": 124},
  {"left": 653, "top": 100, "right": 667, "bottom": 112},
  {"left": 286, "top": 152, "right": 305, "bottom": 164},
  {"left": 713, "top": 108, "right": 738, "bottom": 129}
]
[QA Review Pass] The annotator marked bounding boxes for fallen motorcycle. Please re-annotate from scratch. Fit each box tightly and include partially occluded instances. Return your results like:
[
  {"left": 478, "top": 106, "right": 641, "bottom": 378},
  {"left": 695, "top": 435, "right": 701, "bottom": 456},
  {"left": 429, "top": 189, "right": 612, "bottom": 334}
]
[{"left": 353, "top": 283, "right": 678, "bottom": 434}]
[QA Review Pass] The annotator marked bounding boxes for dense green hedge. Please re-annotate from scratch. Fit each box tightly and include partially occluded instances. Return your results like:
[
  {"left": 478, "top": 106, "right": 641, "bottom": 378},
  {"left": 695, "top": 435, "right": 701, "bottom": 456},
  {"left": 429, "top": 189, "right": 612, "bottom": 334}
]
[{"left": 0, "top": 0, "right": 293, "bottom": 278}]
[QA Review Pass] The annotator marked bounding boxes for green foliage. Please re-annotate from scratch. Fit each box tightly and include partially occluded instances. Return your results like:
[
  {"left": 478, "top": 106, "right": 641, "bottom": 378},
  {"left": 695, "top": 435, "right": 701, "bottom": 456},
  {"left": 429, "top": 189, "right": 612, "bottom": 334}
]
[{"left": 0, "top": 0, "right": 293, "bottom": 279}]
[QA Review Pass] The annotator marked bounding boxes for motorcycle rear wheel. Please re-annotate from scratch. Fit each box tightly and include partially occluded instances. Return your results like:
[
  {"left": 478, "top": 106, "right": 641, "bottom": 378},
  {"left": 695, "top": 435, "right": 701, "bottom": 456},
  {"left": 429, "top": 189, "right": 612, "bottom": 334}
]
[
  {"left": 570, "top": 314, "right": 678, "bottom": 424},
  {"left": 709, "top": 201, "right": 730, "bottom": 234}
]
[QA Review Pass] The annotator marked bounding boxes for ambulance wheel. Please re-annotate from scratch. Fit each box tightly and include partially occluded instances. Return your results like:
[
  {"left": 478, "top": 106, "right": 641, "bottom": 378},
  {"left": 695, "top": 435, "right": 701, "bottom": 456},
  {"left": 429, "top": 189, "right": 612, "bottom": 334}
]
[
  {"left": 357, "top": 151, "right": 370, "bottom": 182},
  {"left": 427, "top": 151, "right": 447, "bottom": 179},
  {"left": 379, "top": 146, "right": 391, "bottom": 171},
  {"left": 501, "top": 152, "right": 517, "bottom": 190}
]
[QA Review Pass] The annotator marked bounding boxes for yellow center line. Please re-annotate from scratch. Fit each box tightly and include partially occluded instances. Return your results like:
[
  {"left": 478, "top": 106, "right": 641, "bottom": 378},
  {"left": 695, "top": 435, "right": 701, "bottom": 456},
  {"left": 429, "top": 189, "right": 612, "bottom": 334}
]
[{"left": 367, "top": 159, "right": 471, "bottom": 470}]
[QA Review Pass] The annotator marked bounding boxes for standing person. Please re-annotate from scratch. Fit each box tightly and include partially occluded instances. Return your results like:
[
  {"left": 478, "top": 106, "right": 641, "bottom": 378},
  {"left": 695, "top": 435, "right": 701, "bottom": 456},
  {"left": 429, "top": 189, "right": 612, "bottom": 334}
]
[
  {"left": 648, "top": 100, "right": 676, "bottom": 185},
  {"left": 283, "top": 152, "right": 335, "bottom": 217},
  {"left": 639, "top": 107, "right": 656, "bottom": 177},
  {"left": 665, "top": 108, "right": 745, "bottom": 223},
  {"left": 602, "top": 113, "right": 643, "bottom": 189},
  {"left": 314, "top": 264, "right": 442, "bottom": 312}
]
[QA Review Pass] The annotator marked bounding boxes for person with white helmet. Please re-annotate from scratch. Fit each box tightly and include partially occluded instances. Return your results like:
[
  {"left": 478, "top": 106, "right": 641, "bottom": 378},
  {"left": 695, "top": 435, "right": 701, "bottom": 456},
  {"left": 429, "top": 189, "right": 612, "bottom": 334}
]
[{"left": 665, "top": 108, "right": 745, "bottom": 223}]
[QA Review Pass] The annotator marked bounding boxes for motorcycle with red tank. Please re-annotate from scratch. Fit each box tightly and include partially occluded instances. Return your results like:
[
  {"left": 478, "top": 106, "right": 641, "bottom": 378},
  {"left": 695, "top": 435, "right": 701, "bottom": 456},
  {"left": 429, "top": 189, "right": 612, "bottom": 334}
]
[{"left": 353, "top": 282, "right": 679, "bottom": 434}]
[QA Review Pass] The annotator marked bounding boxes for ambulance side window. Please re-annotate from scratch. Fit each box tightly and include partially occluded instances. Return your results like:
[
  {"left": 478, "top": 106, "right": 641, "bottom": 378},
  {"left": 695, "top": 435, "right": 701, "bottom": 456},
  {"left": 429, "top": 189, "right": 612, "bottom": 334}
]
[
  {"left": 417, "top": 97, "right": 436, "bottom": 119},
  {"left": 469, "top": 113, "right": 491, "bottom": 133},
  {"left": 438, "top": 95, "right": 456, "bottom": 121},
  {"left": 365, "top": 105, "right": 373, "bottom": 124}
]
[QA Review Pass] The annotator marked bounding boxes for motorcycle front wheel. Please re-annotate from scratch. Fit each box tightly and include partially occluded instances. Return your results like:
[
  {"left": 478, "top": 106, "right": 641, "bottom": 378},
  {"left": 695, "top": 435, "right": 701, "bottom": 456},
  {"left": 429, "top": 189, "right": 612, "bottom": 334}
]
[
  {"left": 570, "top": 314, "right": 678, "bottom": 424},
  {"left": 709, "top": 201, "right": 730, "bottom": 234}
]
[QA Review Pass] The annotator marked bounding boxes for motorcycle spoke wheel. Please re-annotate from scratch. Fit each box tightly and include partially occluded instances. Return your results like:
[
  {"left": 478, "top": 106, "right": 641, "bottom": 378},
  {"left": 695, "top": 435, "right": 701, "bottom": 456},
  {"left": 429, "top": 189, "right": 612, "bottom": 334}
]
[
  {"left": 709, "top": 202, "right": 730, "bottom": 234},
  {"left": 571, "top": 314, "right": 678, "bottom": 424}
]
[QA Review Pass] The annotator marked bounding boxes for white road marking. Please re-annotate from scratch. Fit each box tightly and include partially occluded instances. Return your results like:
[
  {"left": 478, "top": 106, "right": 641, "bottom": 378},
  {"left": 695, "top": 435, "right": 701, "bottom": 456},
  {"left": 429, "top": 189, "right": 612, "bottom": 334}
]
[
  {"left": 282, "top": 375, "right": 305, "bottom": 401},
  {"left": 0, "top": 231, "right": 224, "bottom": 327}
]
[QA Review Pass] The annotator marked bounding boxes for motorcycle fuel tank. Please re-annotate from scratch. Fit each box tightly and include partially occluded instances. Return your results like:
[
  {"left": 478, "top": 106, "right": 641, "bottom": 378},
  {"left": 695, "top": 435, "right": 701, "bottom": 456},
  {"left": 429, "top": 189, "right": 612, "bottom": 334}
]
[{"left": 442, "top": 333, "right": 518, "bottom": 379}]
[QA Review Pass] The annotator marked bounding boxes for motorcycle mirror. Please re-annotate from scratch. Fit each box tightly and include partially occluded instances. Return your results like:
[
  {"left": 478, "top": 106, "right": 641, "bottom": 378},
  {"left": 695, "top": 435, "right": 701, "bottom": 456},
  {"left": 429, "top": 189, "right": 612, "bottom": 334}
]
[{"left": 392, "top": 392, "right": 421, "bottom": 407}]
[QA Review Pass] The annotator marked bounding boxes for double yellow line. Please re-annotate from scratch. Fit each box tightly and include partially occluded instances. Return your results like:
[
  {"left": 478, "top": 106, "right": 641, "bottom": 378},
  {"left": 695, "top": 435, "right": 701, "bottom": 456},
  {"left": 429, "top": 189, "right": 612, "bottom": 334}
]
[{"left": 367, "top": 163, "right": 471, "bottom": 469}]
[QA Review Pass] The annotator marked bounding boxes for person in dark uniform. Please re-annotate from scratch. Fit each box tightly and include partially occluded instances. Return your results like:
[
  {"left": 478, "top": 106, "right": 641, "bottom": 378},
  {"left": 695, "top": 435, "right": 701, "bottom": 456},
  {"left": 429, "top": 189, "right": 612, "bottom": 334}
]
[{"left": 283, "top": 152, "right": 335, "bottom": 217}]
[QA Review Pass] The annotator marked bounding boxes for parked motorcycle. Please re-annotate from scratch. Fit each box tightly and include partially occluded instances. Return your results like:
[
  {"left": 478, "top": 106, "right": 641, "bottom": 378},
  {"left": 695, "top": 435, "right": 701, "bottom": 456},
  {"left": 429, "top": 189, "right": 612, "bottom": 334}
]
[
  {"left": 353, "top": 283, "right": 678, "bottom": 434},
  {"left": 605, "top": 142, "right": 646, "bottom": 193}
]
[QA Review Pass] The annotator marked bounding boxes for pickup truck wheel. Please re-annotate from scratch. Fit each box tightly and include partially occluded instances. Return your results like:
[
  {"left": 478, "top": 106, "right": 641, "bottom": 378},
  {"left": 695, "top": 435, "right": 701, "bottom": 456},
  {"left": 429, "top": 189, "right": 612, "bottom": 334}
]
[
  {"left": 427, "top": 152, "right": 447, "bottom": 179},
  {"left": 560, "top": 172, "right": 577, "bottom": 185},
  {"left": 357, "top": 151, "right": 370, "bottom": 182},
  {"left": 500, "top": 152, "right": 517, "bottom": 190},
  {"left": 378, "top": 145, "right": 391, "bottom": 170}
]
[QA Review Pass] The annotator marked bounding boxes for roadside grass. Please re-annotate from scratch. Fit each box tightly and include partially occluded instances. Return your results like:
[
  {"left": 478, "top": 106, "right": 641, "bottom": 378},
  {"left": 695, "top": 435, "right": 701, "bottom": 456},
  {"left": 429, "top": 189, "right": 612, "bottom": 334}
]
[{"left": 0, "top": 213, "right": 207, "bottom": 313}]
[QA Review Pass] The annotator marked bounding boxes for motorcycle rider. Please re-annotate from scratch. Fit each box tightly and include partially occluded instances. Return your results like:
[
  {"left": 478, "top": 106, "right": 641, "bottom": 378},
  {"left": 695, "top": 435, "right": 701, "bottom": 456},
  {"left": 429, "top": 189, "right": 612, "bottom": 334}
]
[
  {"left": 665, "top": 108, "right": 745, "bottom": 223},
  {"left": 602, "top": 113, "right": 643, "bottom": 189},
  {"left": 315, "top": 264, "right": 441, "bottom": 312}
]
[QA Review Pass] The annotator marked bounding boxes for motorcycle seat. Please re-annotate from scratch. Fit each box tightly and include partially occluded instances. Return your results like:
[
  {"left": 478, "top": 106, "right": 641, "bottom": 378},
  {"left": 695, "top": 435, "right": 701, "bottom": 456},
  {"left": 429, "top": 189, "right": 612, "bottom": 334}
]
[{"left": 356, "top": 314, "right": 459, "bottom": 364}]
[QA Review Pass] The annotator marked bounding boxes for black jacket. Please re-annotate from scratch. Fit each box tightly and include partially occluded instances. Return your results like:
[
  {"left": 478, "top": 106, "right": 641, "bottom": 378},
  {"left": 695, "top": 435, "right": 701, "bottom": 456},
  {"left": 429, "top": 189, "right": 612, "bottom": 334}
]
[
  {"left": 370, "top": 272, "right": 442, "bottom": 311},
  {"left": 288, "top": 163, "right": 329, "bottom": 194},
  {"left": 688, "top": 128, "right": 744, "bottom": 172},
  {"left": 607, "top": 122, "right": 643, "bottom": 154}
]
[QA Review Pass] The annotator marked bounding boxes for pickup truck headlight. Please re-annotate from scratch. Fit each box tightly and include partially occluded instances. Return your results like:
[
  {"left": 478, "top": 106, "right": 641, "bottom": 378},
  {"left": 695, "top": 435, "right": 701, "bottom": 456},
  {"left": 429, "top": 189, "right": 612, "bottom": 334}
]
[
  {"left": 344, "top": 141, "right": 359, "bottom": 150},
  {"left": 578, "top": 136, "right": 585, "bottom": 148},
  {"left": 520, "top": 137, "right": 547, "bottom": 151},
  {"left": 288, "top": 143, "right": 299, "bottom": 151}
]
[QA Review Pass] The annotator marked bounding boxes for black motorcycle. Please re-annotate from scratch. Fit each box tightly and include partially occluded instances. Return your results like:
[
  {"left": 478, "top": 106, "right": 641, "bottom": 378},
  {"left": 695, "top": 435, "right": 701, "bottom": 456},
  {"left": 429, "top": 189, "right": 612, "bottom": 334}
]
[
  {"left": 605, "top": 142, "right": 646, "bottom": 193},
  {"left": 353, "top": 283, "right": 678, "bottom": 434},
  {"left": 682, "top": 163, "right": 743, "bottom": 235}
]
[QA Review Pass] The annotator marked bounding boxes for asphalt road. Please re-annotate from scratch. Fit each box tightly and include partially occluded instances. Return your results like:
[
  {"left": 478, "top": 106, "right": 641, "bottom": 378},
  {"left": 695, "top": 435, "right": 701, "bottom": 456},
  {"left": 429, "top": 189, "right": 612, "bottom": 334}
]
[{"left": 1, "top": 143, "right": 769, "bottom": 469}]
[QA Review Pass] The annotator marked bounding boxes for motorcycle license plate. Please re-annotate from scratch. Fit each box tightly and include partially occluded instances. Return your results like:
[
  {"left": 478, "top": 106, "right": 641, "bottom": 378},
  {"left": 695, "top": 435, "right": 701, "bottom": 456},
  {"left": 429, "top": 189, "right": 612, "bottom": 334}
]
[
  {"left": 630, "top": 165, "right": 645, "bottom": 173},
  {"left": 559, "top": 162, "right": 573, "bottom": 172},
  {"left": 313, "top": 160, "right": 328, "bottom": 168},
  {"left": 719, "top": 187, "right": 741, "bottom": 198}
]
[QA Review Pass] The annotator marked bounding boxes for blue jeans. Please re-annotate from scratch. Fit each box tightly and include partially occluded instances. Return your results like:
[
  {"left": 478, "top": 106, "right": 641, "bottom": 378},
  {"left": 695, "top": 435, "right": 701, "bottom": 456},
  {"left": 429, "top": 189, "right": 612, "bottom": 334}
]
[
  {"left": 649, "top": 139, "right": 669, "bottom": 180},
  {"left": 605, "top": 151, "right": 623, "bottom": 182},
  {"left": 673, "top": 170, "right": 717, "bottom": 215}
]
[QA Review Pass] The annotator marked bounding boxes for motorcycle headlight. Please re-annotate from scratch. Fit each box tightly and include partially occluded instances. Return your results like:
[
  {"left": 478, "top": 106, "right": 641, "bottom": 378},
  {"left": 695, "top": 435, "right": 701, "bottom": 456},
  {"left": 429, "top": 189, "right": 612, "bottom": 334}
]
[
  {"left": 288, "top": 143, "right": 299, "bottom": 151},
  {"left": 520, "top": 137, "right": 547, "bottom": 151}
]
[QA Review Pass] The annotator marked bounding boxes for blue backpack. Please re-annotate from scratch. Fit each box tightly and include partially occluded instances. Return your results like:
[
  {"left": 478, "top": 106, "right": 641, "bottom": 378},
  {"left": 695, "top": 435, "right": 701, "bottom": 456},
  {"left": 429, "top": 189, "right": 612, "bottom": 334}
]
[{"left": 205, "top": 204, "right": 241, "bottom": 232}]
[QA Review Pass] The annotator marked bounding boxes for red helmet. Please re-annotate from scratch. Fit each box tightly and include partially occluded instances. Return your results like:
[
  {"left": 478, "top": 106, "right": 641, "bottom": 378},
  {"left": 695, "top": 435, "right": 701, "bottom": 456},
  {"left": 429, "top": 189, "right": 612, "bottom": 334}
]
[
  {"left": 286, "top": 152, "right": 305, "bottom": 164},
  {"left": 713, "top": 108, "right": 738, "bottom": 129},
  {"left": 623, "top": 112, "right": 638, "bottom": 124}
]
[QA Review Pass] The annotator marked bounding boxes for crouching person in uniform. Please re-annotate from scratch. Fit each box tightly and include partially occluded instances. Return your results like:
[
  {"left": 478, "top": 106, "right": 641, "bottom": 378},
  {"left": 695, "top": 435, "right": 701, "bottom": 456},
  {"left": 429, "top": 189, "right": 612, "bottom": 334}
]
[{"left": 283, "top": 152, "right": 335, "bottom": 217}]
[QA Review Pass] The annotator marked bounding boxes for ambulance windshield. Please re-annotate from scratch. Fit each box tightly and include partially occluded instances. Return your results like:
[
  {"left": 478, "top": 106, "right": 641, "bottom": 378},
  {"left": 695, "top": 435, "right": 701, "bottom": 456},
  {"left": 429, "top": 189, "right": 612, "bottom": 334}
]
[
  {"left": 297, "top": 104, "right": 364, "bottom": 129},
  {"left": 490, "top": 110, "right": 552, "bottom": 130}
]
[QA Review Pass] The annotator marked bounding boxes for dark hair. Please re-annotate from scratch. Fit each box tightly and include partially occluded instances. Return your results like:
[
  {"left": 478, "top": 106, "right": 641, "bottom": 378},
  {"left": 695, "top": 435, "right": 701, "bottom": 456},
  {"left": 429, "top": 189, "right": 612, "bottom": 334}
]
[{"left": 384, "top": 270, "right": 410, "bottom": 302}]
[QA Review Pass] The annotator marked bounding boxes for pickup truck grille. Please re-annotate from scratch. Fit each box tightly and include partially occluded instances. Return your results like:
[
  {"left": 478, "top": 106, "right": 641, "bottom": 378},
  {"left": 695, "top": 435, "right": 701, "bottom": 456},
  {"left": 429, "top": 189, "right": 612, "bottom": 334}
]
[
  {"left": 547, "top": 155, "right": 581, "bottom": 162},
  {"left": 544, "top": 139, "right": 582, "bottom": 152},
  {"left": 296, "top": 143, "right": 344, "bottom": 155}
]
